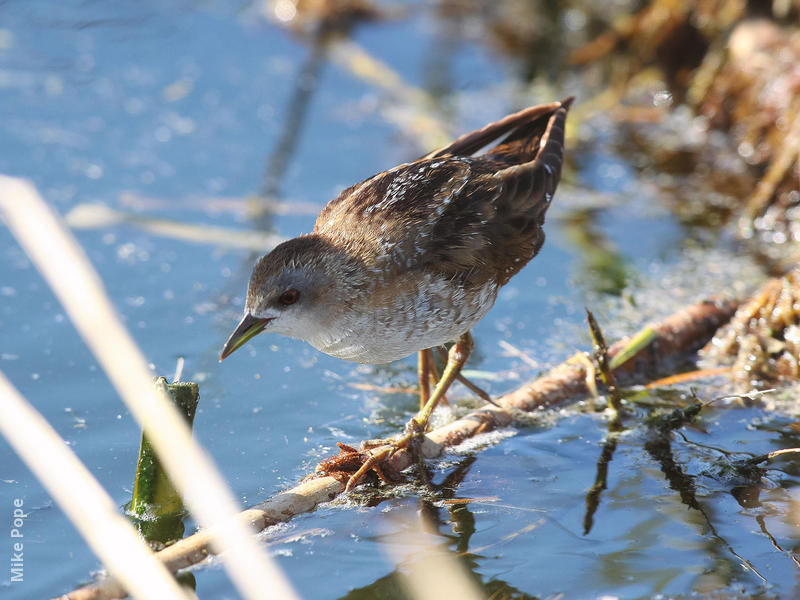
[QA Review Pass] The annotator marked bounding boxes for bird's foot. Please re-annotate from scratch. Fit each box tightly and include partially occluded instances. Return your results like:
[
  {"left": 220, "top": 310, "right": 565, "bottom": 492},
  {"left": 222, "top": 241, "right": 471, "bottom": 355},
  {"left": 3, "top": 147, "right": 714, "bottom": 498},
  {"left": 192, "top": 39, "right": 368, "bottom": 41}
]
[
  {"left": 315, "top": 417, "right": 430, "bottom": 492},
  {"left": 323, "top": 333, "right": 477, "bottom": 492},
  {"left": 344, "top": 428, "right": 420, "bottom": 492},
  {"left": 316, "top": 442, "right": 402, "bottom": 489}
]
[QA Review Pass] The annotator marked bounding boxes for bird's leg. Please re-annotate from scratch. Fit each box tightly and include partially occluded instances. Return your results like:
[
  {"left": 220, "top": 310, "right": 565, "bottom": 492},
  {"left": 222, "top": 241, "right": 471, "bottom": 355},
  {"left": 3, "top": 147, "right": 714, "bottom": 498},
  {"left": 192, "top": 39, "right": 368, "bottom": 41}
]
[
  {"left": 419, "top": 347, "right": 450, "bottom": 407},
  {"left": 344, "top": 332, "right": 473, "bottom": 492},
  {"left": 436, "top": 345, "right": 497, "bottom": 406},
  {"left": 417, "top": 348, "right": 432, "bottom": 411},
  {"left": 429, "top": 348, "right": 449, "bottom": 406},
  {"left": 411, "top": 331, "right": 473, "bottom": 434}
]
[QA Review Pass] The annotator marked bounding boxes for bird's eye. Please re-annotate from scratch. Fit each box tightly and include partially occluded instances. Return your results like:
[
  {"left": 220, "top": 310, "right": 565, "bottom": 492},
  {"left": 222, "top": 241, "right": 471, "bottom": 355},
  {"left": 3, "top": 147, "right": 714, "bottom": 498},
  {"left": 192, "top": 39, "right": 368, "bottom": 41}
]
[{"left": 279, "top": 289, "right": 300, "bottom": 306}]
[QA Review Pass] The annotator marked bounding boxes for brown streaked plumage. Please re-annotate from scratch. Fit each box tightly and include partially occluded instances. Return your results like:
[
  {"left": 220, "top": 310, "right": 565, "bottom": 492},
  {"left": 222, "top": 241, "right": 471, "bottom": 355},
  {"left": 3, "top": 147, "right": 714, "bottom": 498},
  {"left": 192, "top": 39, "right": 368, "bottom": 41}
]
[
  {"left": 315, "top": 99, "right": 569, "bottom": 290},
  {"left": 220, "top": 98, "right": 572, "bottom": 485}
]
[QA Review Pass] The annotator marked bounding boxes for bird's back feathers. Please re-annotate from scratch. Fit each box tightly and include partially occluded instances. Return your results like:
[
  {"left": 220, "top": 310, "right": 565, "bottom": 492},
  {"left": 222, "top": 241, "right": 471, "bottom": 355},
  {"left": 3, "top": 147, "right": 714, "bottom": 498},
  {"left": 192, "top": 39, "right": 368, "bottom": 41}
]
[{"left": 314, "top": 98, "right": 572, "bottom": 289}]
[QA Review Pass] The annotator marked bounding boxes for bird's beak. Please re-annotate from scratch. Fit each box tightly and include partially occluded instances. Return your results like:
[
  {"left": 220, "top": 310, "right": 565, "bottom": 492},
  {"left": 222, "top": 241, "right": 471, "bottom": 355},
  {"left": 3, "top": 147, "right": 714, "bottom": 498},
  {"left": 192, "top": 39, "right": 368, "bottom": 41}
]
[{"left": 219, "top": 313, "right": 272, "bottom": 361}]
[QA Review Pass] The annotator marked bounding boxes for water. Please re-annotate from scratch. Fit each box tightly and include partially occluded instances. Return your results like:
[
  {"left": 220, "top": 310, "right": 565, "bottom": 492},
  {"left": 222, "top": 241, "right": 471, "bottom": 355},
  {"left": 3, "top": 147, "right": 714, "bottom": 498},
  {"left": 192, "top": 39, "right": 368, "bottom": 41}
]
[{"left": 1, "top": 2, "right": 798, "bottom": 599}]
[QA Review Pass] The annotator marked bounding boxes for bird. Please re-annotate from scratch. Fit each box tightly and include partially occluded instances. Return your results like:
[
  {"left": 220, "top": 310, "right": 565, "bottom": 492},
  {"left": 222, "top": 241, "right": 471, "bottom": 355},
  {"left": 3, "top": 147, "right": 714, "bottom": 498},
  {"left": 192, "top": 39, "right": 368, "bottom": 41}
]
[{"left": 220, "top": 97, "right": 572, "bottom": 487}]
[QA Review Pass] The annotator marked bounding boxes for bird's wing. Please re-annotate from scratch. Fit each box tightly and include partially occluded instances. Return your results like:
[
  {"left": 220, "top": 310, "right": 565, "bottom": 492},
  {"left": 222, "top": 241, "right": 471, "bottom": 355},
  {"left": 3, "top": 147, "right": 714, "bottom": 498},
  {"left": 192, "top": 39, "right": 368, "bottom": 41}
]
[{"left": 314, "top": 99, "right": 572, "bottom": 286}]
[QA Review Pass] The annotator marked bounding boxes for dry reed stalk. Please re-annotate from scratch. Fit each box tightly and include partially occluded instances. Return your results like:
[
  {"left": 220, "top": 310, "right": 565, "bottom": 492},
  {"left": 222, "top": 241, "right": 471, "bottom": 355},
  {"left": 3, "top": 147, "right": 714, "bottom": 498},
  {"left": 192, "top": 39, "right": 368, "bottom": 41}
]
[
  {"left": 64, "top": 203, "right": 285, "bottom": 250},
  {"left": 0, "top": 176, "right": 298, "bottom": 600},
  {"left": 65, "top": 298, "right": 737, "bottom": 600},
  {"left": 0, "top": 372, "right": 190, "bottom": 600},
  {"left": 383, "top": 509, "right": 485, "bottom": 600}
]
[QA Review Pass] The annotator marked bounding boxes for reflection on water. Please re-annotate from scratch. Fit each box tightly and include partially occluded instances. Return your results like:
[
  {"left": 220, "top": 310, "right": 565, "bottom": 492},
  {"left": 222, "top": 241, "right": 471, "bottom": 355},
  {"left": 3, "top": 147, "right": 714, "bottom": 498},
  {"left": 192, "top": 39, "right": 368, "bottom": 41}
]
[{"left": 342, "top": 456, "right": 538, "bottom": 600}]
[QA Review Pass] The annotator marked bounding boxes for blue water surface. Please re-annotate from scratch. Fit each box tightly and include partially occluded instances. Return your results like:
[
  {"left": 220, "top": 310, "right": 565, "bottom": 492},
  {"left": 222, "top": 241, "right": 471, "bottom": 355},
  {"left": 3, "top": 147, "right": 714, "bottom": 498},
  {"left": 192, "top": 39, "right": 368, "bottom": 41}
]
[{"left": 1, "top": 2, "right": 797, "bottom": 599}]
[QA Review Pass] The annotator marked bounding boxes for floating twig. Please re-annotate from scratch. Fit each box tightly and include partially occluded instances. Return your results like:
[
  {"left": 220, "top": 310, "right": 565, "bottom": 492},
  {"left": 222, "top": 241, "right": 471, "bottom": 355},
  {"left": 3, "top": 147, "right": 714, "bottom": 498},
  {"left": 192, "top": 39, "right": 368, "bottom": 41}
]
[
  {"left": 645, "top": 366, "right": 731, "bottom": 388},
  {"left": 498, "top": 340, "right": 540, "bottom": 369}
]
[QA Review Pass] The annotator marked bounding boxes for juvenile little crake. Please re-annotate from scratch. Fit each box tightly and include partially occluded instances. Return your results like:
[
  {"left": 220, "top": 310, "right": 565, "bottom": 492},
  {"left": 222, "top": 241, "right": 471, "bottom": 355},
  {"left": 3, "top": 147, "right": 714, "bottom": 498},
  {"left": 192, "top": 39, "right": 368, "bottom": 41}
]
[{"left": 221, "top": 98, "right": 572, "bottom": 487}]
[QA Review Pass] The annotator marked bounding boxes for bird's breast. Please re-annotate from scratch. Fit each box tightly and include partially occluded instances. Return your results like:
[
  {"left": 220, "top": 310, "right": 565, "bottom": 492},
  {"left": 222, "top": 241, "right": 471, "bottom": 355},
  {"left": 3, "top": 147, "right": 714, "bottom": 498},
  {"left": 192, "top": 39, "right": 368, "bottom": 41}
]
[{"left": 306, "top": 275, "right": 499, "bottom": 364}]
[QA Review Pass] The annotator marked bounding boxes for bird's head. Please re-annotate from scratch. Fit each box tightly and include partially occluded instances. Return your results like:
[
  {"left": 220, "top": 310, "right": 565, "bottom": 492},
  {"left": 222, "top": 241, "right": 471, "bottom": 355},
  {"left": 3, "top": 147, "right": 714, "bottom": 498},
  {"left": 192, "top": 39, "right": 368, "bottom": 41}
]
[{"left": 219, "top": 235, "right": 347, "bottom": 360}]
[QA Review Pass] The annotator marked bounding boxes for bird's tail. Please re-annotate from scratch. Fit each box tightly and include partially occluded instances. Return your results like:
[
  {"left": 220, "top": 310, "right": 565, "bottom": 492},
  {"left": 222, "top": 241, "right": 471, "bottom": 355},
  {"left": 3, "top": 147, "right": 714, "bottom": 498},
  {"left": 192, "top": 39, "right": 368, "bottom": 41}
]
[
  {"left": 422, "top": 97, "right": 573, "bottom": 167},
  {"left": 421, "top": 99, "right": 573, "bottom": 287},
  {"left": 492, "top": 98, "right": 571, "bottom": 225}
]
